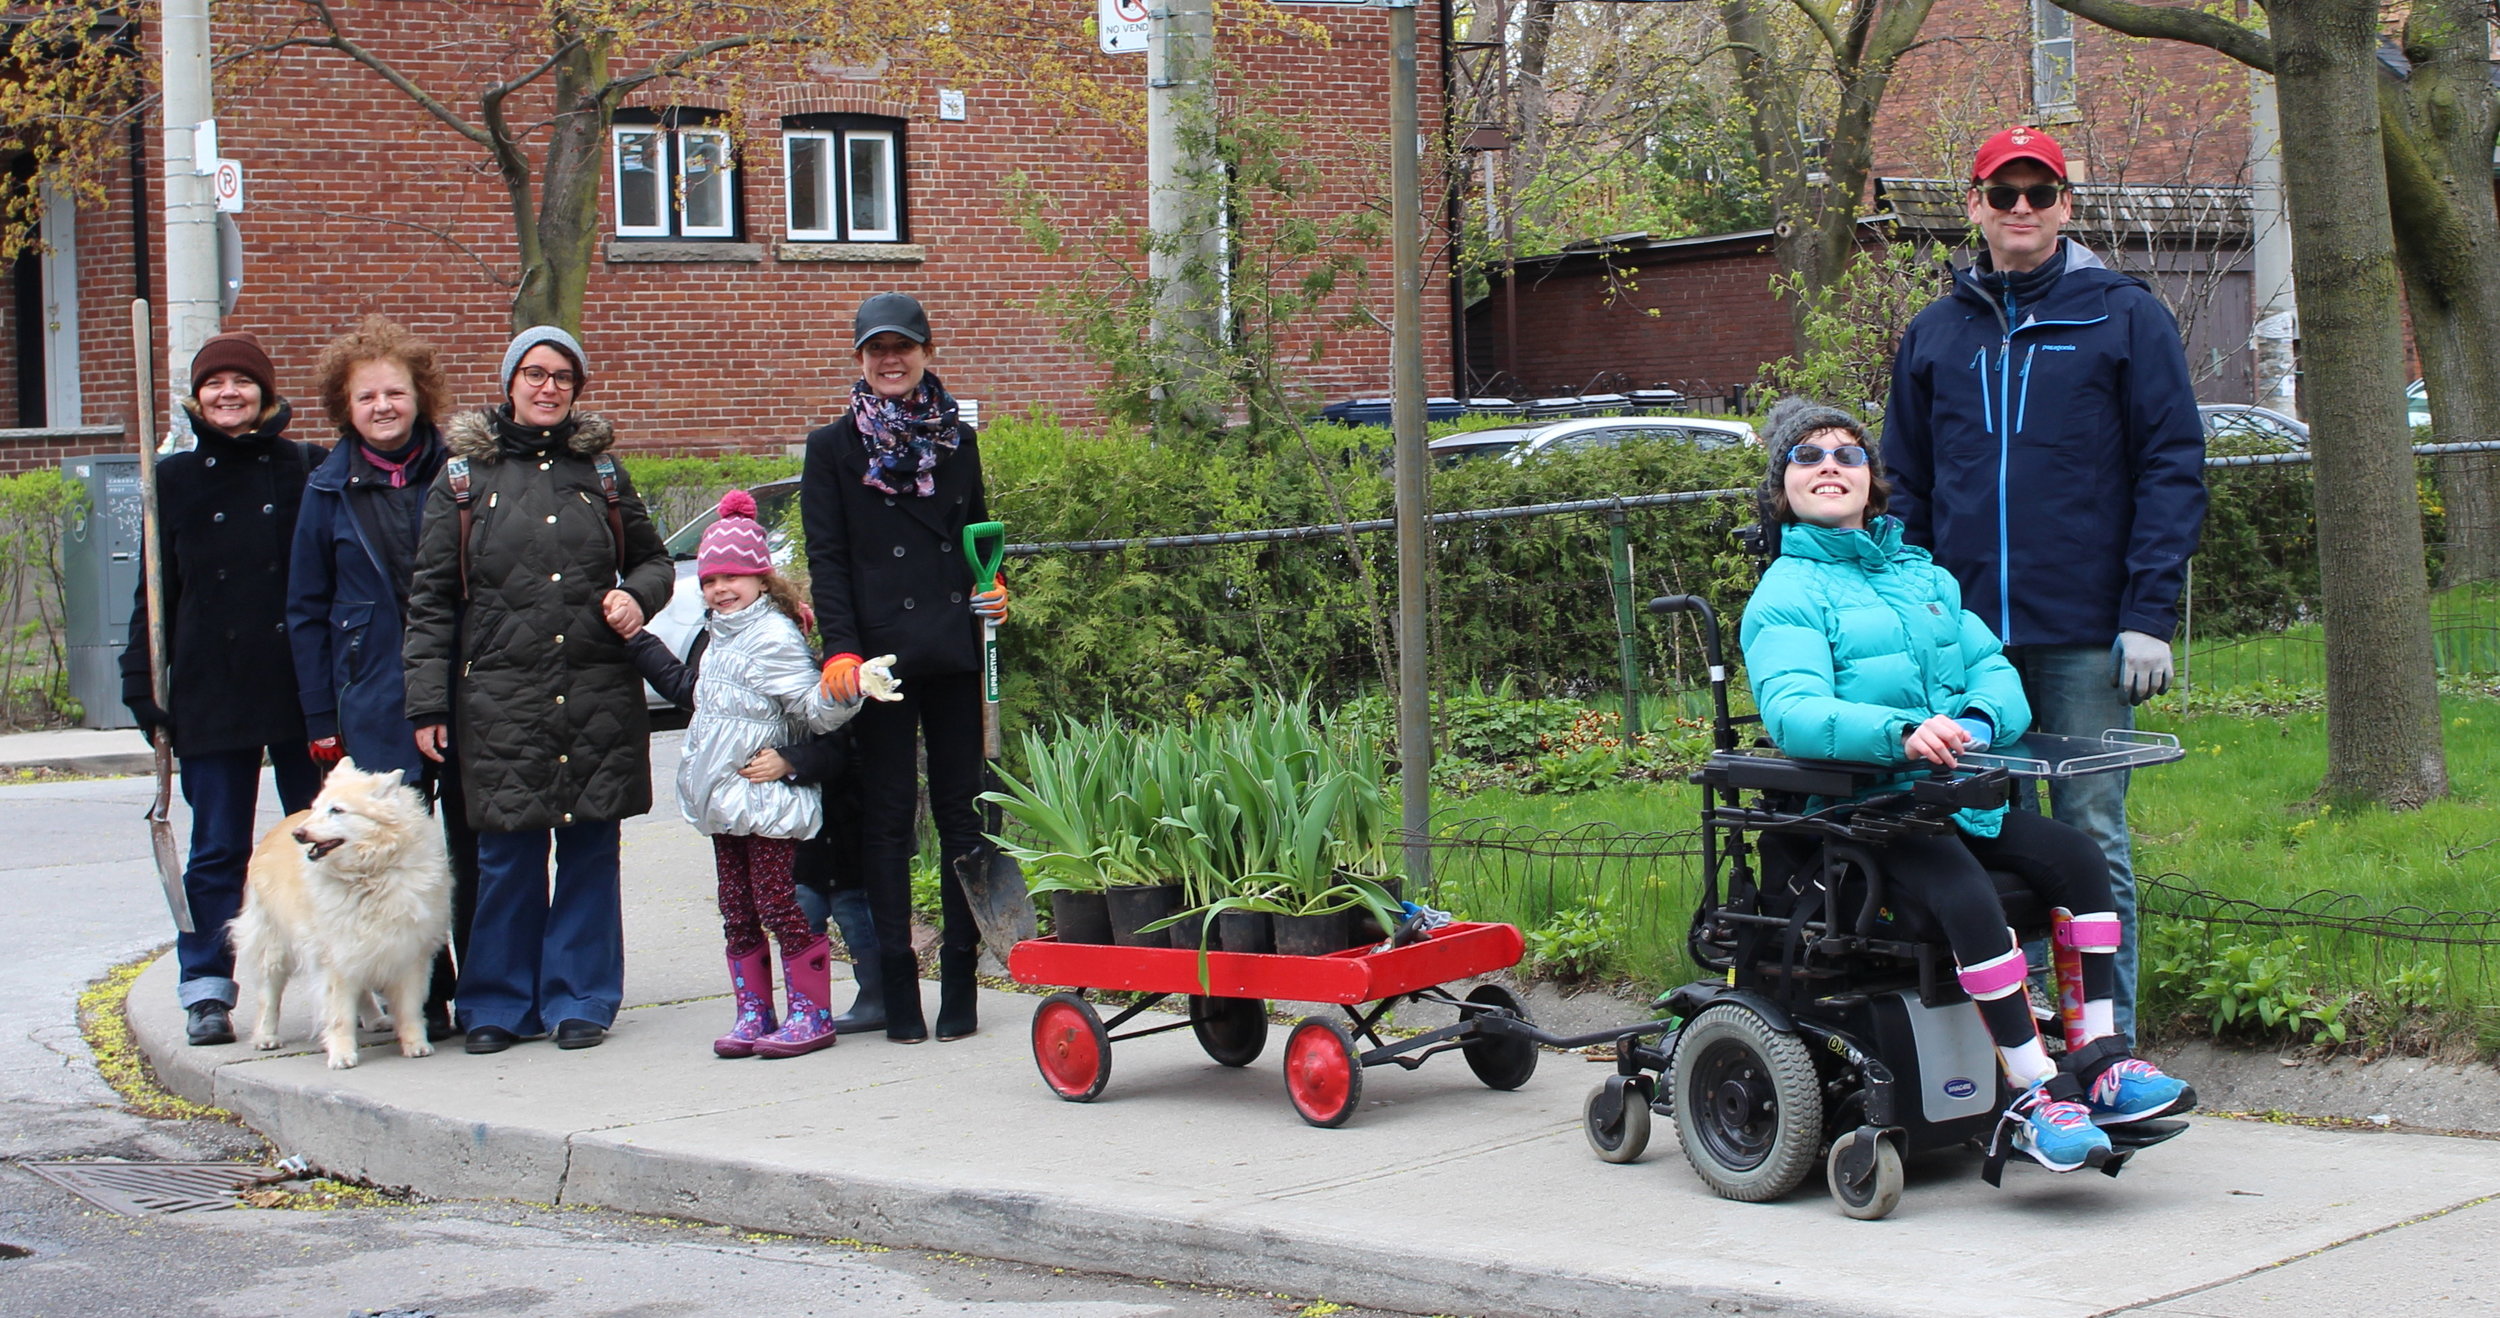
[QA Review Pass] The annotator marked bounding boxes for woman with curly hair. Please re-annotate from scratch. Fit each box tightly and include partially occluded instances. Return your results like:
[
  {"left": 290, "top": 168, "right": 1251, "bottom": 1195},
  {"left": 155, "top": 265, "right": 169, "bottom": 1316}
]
[{"left": 284, "top": 314, "right": 476, "bottom": 1040}]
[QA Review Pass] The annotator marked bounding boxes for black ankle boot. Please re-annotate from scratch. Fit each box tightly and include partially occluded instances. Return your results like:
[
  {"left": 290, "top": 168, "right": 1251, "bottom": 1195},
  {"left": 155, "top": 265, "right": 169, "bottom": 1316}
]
[
  {"left": 882, "top": 953, "right": 928, "bottom": 1043},
  {"left": 827, "top": 888, "right": 886, "bottom": 1034},
  {"left": 935, "top": 944, "right": 979, "bottom": 1041}
]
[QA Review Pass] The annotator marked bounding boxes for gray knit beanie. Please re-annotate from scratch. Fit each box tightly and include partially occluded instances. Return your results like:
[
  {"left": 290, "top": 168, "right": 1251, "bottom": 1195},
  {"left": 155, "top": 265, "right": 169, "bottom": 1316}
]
[
  {"left": 500, "top": 325, "right": 588, "bottom": 398},
  {"left": 1759, "top": 396, "right": 1874, "bottom": 495}
]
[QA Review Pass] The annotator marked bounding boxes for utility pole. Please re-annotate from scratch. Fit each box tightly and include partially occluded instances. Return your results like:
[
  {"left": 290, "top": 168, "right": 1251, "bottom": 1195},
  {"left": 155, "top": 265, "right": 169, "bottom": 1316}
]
[
  {"left": 159, "top": 0, "right": 220, "bottom": 444},
  {"left": 1146, "top": 0, "right": 1223, "bottom": 432},
  {"left": 1387, "top": 0, "right": 1432, "bottom": 890}
]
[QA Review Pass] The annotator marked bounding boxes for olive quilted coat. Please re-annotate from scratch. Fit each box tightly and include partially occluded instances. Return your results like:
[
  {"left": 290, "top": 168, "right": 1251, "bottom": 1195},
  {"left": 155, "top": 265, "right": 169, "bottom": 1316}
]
[{"left": 401, "top": 407, "right": 673, "bottom": 833}]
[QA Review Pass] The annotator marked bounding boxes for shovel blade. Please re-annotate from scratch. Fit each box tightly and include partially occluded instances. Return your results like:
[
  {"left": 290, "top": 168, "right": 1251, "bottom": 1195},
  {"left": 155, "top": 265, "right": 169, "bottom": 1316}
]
[
  {"left": 954, "top": 845, "right": 1035, "bottom": 966},
  {"left": 151, "top": 816, "right": 192, "bottom": 933}
]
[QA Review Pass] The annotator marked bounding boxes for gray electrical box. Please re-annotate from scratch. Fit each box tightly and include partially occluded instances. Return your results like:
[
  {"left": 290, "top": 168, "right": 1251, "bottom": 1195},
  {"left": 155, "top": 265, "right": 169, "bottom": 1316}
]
[{"left": 60, "top": 453, "right": 143, "bottom": 730}]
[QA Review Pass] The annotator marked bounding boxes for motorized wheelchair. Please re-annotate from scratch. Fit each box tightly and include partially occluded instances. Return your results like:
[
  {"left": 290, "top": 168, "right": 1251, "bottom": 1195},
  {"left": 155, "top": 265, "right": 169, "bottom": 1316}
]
[{"left": 1577, "top": 592, "right": 2187, "bottom": 1220}]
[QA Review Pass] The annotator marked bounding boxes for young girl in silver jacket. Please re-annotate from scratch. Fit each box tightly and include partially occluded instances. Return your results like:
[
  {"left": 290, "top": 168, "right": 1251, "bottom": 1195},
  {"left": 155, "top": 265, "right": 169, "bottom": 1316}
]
[{"left": 610, "top": 491, "right": 892, "bottom": 1057}]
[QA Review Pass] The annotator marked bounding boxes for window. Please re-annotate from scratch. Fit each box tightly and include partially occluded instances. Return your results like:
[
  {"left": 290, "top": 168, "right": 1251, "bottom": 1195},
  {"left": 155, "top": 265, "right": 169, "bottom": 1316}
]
[
  {"left": 612, "top": 110, "right": 737, "bottom": 239},
  {"left": 2033, "top": 0, "right": 2077, "bottom": 117},
  {"left": 782, "top": 116, "right": 905, "bottom": 242}
]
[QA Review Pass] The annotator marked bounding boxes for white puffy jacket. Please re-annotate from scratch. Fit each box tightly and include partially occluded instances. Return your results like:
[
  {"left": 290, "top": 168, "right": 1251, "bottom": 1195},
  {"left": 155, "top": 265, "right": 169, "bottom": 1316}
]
[{"left": 674, "top": 598, "right": 859, "bottom": 838}]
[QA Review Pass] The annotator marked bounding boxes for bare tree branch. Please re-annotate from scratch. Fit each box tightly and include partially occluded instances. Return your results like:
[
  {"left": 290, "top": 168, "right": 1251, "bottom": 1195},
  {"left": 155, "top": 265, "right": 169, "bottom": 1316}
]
[
  {"left": 268, "top": 204, "right": 520, "bottom": 287},
  {"left": 294, "top": 0, "right": 494, "bottom": 145},
  {"left": 2044, "top": 0, "right": 2276, "bottom": 72}
]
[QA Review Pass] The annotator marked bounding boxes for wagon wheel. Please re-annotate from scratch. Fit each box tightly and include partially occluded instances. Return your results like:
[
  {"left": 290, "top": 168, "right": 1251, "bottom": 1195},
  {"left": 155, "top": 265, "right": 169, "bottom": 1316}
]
[
  {"left": 1190, "top": 996, "right": 1268, "bottom": 1068},
  {"left": 1460, "top": 983, "right": 1539, "bottom": 1091},
  {"left": 1031, "top": 992, "right": 1112, "bottom": 1102},
  {"left": 1283, "top": 1017, "right": 1364, "bottom": 1128},
  {"left": 1584, "top": 1074, "right": 1654, "bottom": 1164},
  {"left": 1667, "top": 1004, "right": 1822, "bottom": 1202}
]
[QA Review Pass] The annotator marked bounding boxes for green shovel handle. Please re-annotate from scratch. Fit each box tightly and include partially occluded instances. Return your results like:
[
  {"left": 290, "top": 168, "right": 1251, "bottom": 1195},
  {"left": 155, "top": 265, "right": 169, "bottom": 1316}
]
[{"left": 963, "top": 521, "right": 1006, "bottom": 586}]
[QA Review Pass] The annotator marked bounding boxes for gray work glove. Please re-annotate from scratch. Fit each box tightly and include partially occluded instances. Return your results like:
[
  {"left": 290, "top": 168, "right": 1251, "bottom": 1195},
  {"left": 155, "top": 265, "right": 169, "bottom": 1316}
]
[{"left": 2111, "top": 630, "right": 2174, "bottom": 705}]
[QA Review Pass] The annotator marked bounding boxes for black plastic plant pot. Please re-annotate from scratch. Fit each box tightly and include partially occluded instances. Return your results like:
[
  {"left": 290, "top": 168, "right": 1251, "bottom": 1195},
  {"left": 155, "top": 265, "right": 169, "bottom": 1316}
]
[
  {"left": 1050, "top": 890, "right": 1115, "bottom": 946},
  {"left": 1106, "top": 883, "right": 1184, "bottom": 947},
  {"left": 1272, "top": 909, "right": 1356, "bottom": 957},
  {"left": 1217, "top": 910, "right": 1276, "bottom": 955},
  {"left": 1165, "top": 909, "right": 1209, "bottom": 952},
  {"left": 1350, "top": 877, "right": 1405, "bottom": 944}
]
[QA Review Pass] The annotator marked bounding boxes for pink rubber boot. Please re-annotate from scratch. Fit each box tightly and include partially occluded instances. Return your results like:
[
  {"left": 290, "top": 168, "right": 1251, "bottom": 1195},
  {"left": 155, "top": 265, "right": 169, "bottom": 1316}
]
[
  {"left": 714, "top": 946, "right": 778, "bottom": 1058},
  {"left": 752, "top": 937, "right": 838, "bottom": 1059}
]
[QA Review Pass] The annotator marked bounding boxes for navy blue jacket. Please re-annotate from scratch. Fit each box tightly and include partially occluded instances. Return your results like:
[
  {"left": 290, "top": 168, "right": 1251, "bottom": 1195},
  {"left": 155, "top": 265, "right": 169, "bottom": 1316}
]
[
  {"left": 285, "top": 427, "right": 445, "bottom": 780},
  {"left": 1881, "top": 240, "right": 2207, "bottom": 647}
]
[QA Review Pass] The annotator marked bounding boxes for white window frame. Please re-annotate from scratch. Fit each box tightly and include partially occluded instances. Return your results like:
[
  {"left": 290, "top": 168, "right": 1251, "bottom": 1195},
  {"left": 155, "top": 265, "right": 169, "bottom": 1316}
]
[
  {"left": 2033, "top": 0, "right": 2077, "bottom": 117},
  {"left": 844, "top": 129, "right": 901, "bottom": 243},
  {"left": 611, "top": 125, "right": 670, "bottom": 238},
  {"left": 610, "top": 119, "right": 738, "bottom": 239},
  {"left": 778, "top": 119, "right": 906, "bottom": 243},
  {"left": 783, "top": 129, "right": 840, "bottom": 241}
]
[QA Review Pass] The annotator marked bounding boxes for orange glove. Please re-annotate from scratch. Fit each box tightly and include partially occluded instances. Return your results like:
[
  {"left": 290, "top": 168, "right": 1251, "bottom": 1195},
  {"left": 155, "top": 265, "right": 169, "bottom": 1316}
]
[
  {"left": 309, "top": 736, "right": 346, "bottom": 767},
  {"left": 820, "top": 653, "right": 863, "bottom": 702},
  {"left": 970, "top": 574, "right": 1010, "bottom": 624}
]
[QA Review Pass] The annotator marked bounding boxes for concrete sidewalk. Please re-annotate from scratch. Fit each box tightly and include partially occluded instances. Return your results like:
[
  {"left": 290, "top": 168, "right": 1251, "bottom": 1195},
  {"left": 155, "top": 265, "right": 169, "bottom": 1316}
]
[
  {"left": 0, "top": 726, "right": 152, "bottom": 776},
  {"left": 125, "top": 746, "right": 2500, "bottom": 1318}
]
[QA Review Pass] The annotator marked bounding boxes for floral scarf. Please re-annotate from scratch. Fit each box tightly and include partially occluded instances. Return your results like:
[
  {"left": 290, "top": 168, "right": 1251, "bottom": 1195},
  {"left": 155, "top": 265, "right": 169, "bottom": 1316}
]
[{"left": 851, "top": 371, "right": 962, "bottom": 498}]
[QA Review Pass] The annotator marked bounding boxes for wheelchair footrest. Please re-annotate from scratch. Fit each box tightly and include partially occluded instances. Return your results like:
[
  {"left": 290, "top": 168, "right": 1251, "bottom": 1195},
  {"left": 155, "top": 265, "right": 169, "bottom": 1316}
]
[{"left": 2102, "top": 1117, "right": 2189, "bottom": 1150}]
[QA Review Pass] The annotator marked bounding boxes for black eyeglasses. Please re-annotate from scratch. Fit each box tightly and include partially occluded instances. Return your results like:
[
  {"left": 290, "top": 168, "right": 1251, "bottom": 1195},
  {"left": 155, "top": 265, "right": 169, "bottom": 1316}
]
[
  {"left": 1785, "top": 442, "right": 1869, "bottom": 468},
  {"left": 1979, "top": 182, "right": 2066, "bottom": 212},
  {"left": 516, "top": 365, "right": 579, "bottom": 391}
]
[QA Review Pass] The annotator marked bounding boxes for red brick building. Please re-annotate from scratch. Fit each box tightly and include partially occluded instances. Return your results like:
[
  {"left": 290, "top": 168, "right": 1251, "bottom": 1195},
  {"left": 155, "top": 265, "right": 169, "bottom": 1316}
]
[{"left": 1, "top": 2, "right": 1451, "bottom": 475}]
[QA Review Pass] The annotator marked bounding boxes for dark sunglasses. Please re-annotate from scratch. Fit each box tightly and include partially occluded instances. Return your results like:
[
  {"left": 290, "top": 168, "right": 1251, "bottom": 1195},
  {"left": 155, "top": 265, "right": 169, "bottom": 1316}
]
[
  {"left": 1979, "top": 182, "right": 2067, "bottom": 212},
  {"left": 1784, "top": 442, "right": 1869, "bottom": 468}
]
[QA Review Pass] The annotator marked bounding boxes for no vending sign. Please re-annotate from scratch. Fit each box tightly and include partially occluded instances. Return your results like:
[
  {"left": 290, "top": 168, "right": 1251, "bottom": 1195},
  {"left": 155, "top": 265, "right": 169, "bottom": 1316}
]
[{"left": 1099, "top": 0, "right": 1148, "bottom": 53}]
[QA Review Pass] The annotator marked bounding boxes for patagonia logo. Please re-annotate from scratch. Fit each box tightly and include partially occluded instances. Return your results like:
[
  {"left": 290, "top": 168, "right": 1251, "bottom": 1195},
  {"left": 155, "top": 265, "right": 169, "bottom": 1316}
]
[
  {"left": 2040, "top": 344, "right": 2078, "bottom": 352},
  {"left": 1943, "top": 1077, "right": 1980, "bottom": 1100},
  {"left": 1927, "top": 603, "right": 1945, "bottom": 615}
]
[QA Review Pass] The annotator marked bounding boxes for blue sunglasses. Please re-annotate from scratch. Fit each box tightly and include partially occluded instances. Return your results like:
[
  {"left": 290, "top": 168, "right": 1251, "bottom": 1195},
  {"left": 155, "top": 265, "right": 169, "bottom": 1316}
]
[{"left": 1784, "top": 442, "right": 1870, "bottom": 468}]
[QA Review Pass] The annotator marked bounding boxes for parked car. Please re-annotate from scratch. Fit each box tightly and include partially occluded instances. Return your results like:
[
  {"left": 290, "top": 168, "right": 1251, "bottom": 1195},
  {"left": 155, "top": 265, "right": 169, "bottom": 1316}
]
[
  {"left": 2199, "top": 403, "right": 2308, "bottom": 449},
  {"left": 1424, "top": 416, "right": 1757, "bottom": 469},
  {"left": 644, "top": 475, "right": 803, "bottom": 716},
  {"left": 2407, "top": 378, "right": 2432, "bottom": 431}
]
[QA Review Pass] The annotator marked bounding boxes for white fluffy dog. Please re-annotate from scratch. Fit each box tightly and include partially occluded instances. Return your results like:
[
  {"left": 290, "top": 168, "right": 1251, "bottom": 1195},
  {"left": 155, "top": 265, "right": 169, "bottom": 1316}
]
[{"left": 231, "top": 759, "right": 452, "bottom": 1069}]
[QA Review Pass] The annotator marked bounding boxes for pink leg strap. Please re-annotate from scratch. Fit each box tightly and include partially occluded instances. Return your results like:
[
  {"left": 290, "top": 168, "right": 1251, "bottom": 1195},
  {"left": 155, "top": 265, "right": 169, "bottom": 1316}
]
[
  {"left": 2056, "top": 911, "right": 2122, "bottom": 953},
  {"left": 1958, "top": 946, "right": 2030, "bottom": 1000}
]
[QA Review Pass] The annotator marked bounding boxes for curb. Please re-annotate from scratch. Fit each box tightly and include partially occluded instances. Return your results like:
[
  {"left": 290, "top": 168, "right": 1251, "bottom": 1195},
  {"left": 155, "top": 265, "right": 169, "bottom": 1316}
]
[
  {"left": 126, "top": 953, "right": 1828, "bottom": 1318},
  {"left": 1, "top": 750, "right": 153, "bottom": 777}
]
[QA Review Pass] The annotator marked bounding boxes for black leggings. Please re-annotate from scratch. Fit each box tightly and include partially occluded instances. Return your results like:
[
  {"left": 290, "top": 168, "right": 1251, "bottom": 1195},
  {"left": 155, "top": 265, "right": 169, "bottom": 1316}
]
[
  {"left": 1883, "top": 810, "right": 2116, "bottom": 1046},
  {"left": 851, "top": 669, "right": 985, "bottom": 1037}
]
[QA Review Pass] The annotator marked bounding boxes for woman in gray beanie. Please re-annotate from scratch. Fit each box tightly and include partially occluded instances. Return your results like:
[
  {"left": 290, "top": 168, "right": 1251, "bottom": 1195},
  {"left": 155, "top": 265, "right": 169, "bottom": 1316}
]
[{"left": 403, "top": 325, "right": 672, "bottom": 1054}]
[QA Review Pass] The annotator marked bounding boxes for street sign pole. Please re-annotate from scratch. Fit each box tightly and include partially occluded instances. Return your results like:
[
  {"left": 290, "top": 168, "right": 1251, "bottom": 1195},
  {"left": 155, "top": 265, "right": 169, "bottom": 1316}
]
[{"left": 1386, "top": 0, "right": 1432, "bottom": 891}]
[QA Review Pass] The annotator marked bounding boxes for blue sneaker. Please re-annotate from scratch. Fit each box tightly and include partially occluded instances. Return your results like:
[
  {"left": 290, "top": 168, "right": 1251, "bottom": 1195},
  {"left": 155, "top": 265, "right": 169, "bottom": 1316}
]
[
  {"left": 2087, "top": 1056, "right": 2195, "bottom": 1125},
  {"left": 2008, "top": 1079, "right": 2112, "bottom": 1172}
]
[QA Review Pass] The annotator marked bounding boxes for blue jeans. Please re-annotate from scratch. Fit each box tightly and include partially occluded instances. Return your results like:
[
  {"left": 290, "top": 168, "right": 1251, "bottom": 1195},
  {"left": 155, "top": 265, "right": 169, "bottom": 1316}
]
[
  {"left": 2004, "top": 643, "right": 2139, "bottom": 1044},
  {"left": 174, "top": 746, "right": 321, "bottom": 1008},
  {"left": 460, "top": 820, "right": 623, "bottom": 1034}
]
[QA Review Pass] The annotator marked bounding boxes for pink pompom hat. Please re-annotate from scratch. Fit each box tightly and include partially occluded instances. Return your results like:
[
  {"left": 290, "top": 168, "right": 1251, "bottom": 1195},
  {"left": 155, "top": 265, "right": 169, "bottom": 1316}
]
[{"left": 697, "top": 490, "right": 774, "bottom": 579}]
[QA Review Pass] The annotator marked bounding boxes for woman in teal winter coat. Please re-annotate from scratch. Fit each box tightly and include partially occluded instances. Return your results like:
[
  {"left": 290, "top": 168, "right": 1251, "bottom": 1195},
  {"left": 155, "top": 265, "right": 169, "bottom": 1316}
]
[{"left": 1739, "top": 398, "right": 2191, "bottom": 1173}]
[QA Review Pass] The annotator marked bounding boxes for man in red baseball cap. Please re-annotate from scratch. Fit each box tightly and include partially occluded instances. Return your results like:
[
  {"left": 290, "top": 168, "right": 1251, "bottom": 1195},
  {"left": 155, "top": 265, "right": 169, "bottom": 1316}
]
[{"left": 1881, "top": 123, "right": 2207, "bottom": 1059}]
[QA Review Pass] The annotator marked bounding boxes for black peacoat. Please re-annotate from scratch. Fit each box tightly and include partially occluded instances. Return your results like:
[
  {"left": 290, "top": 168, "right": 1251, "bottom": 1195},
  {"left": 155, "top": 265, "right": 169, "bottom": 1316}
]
[
  {"left": 401, "top": 407, "right": 673, "bottom": 834},
  {"left": 800, "top": 414, "right": 988, "bottom": 678},
  {"left": 119, "top": 402, "right": 322, "bottom": 758}
]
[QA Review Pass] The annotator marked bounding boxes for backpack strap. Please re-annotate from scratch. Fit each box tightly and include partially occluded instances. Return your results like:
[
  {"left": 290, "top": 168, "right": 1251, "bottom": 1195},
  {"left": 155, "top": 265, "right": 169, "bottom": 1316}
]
[
  {"left": 593, "top": 453, "right": 626, "bottom": 579},
  {"left": 445, "top": 456, "right": 474, "bottom": 600}
]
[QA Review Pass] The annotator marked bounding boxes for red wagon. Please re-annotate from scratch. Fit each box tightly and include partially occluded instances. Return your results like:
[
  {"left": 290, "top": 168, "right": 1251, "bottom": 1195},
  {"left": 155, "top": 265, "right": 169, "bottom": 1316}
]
[{"left": 1006, "top": 921, "right": 1537, "bottom": 1127}]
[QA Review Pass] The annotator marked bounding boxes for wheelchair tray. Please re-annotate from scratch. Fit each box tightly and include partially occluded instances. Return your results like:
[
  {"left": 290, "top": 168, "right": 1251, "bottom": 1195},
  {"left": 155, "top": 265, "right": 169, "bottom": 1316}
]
[{"left": 1956, "top": 730, "right": 2183, "bottom": 779}]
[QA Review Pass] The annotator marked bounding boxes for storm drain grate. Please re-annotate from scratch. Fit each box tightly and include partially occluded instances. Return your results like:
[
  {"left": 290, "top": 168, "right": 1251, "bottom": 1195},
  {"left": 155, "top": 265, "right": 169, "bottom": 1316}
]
[{"left": 18, "top": 1161, "right": 268, "bottom": 1215}]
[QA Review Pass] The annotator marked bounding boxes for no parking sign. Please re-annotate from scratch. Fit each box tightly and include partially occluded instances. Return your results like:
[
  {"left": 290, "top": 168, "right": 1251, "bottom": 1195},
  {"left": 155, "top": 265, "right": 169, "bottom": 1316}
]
[{"left": 211, "top": 158, "right": 244, "bottom": 213}]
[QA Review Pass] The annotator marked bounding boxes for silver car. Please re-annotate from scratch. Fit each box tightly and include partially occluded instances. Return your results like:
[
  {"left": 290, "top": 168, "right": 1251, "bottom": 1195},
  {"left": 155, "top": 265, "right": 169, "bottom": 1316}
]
[{"left": 1424, "top": 415, "right": 1758, "bottom": 468}]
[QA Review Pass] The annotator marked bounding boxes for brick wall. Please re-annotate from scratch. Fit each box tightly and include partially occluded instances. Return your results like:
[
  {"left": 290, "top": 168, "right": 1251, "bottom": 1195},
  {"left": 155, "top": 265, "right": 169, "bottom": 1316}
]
[
  {"left": 16, "top": 1, "right": 1451, "bottom": 459},
  {"left": 1871, "top": 0, "right": 2254, "bottom": 187},
  {"left": 1467, "top": 234, "right": 1792, "bottom": 400}
]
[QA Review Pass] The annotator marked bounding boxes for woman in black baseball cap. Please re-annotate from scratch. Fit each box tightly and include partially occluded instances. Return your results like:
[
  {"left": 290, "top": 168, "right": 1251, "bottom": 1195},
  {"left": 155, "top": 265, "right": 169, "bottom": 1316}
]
[{"left": 798, "top": 294, "right": 1008, "bottom": 1044}]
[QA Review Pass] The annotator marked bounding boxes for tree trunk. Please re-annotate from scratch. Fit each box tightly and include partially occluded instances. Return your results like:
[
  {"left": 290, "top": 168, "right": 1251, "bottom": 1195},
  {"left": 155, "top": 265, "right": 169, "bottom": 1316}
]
[
  {"left": 2379, "top": 0, "right": 2500, "bottom": 586},
  {"left": 511, "top": 41, "right": 611, "bottom": 334},
  {"left": 1506, "top": 0, "right": 1559, "bottom": 211},
  {"left": 2273, "top": 0, "right": 2449, "bottom": 805}
]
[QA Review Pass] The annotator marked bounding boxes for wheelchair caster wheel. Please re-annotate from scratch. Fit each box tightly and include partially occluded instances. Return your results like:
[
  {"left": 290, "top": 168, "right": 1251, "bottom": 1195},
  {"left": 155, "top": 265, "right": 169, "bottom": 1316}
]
[
  {"left": 1584, "top": 1073, "right": 1654, "bottom": 1164},
  {"left": 1826, "top": 1128, "right": 1903, "bottom": 1220}
]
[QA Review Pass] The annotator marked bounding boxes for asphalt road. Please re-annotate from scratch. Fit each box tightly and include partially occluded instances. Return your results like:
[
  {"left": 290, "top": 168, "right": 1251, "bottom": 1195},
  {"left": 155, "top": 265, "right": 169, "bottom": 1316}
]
[{"left": 0, "top": 769, "right": 1401, "bottom": 1318}]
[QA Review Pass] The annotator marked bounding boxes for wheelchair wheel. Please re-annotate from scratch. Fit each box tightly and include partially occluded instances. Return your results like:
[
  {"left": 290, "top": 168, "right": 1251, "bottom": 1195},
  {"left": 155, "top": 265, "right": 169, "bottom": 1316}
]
[
  {"left": 1668, "top": 1004, "right": 1822, "bottom": 1202},
  {"left": 1583, "top": 1074, "right": 1654, "bottom": 1164},
  {"left": 1826, "top": 1128, "right": 1904, "bottom": 1221}
]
